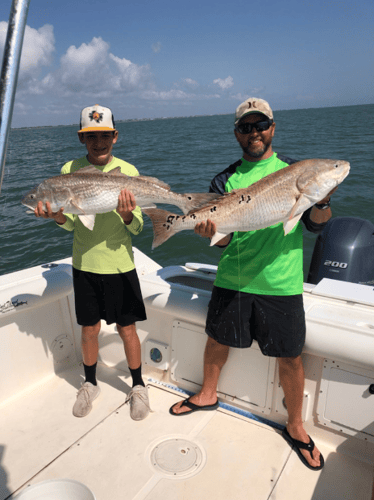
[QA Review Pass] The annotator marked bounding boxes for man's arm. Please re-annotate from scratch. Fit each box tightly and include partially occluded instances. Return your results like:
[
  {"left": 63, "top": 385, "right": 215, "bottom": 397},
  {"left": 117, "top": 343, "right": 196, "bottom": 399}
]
[{"left": 302, "top": 187, "right": 337, "bottom": 233}]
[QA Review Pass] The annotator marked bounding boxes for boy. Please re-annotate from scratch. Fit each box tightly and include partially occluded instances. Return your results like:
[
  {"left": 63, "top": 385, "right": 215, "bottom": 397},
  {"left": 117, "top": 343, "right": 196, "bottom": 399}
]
[{"left": 35, "top": 104, "right": 150, "bottom": 420}]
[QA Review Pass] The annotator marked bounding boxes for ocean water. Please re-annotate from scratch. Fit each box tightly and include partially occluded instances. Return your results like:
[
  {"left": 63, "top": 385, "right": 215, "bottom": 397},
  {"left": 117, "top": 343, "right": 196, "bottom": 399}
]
[{"left": 1, "top": 104, "right": 373, "bottom": 278}]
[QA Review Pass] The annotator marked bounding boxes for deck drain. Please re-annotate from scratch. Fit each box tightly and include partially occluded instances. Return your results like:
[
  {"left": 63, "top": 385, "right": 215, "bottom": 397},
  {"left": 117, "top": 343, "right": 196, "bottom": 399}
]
[{"left": 150, "top": 438, "right": 205, "bottom": 479}]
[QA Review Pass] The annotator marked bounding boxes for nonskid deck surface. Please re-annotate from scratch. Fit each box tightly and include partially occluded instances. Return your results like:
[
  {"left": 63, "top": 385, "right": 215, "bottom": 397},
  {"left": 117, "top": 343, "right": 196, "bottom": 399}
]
[{"left": 0, "top": 364, "right": 371, "bottom": 500}]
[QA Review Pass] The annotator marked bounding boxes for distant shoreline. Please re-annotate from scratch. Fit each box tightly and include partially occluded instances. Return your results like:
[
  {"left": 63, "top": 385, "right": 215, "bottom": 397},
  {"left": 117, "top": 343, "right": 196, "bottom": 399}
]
[{"left": 10, "top": 103, "right": 373, "bottom": 131}]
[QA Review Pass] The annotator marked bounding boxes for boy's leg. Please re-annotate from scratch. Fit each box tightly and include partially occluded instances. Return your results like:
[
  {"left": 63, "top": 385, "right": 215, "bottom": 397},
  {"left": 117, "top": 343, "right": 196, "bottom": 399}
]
[
  {"left": 118, "top": 323, "right": 150, "bottom": 421},
  {"left": 73, "top": 321, "right": 101, "bottom": 417}
]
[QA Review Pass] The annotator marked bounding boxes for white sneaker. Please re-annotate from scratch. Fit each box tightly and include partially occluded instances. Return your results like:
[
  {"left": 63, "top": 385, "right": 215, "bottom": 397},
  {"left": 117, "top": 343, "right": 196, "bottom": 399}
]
[
  {"left": 125, "top": 385, "right": 151, "bottom": 421},
  {"left": 73, "top": 382, "right": 100, "bottom": 417}
]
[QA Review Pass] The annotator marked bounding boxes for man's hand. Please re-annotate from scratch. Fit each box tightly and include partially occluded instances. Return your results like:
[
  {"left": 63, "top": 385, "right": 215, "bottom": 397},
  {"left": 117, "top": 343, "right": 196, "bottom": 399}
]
[
  {"left": 310, "top": 186, "right": 338, "bottom": 224},
  {"left": 116, "top": 189, "right": 136, "bottom": 224},
  {"left": 194, "top": 219, "right": 230, "bottom": 247},
  {"left": 35, "top": 201, "right": 66, "bottom": 225},
  {"left": 318, "top": 186, "right": 338, "bottom": 205},
  {"left": 194, "top": 219, "right": 217, "bottom": 238}
]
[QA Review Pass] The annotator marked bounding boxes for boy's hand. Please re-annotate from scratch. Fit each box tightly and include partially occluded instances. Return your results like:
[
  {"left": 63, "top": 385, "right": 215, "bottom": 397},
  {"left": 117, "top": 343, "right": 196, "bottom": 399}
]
[
  {"left": 117, "top": 189, "right": 136, "bottom": 224},
  {"left": 34, "top": 201, "right": 66, "bottom": 225}
]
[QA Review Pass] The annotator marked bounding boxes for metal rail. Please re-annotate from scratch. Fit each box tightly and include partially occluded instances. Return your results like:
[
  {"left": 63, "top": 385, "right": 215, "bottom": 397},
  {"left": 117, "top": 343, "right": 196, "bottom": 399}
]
[{"left": 0, "top": 0, "right": 30, "bottom": 195}]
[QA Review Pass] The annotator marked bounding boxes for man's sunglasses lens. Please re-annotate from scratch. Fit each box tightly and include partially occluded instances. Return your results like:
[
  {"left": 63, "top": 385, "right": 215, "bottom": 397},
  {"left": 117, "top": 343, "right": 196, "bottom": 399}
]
[{"left": 237, "top": 121, "right": 272, "bottom": 134}]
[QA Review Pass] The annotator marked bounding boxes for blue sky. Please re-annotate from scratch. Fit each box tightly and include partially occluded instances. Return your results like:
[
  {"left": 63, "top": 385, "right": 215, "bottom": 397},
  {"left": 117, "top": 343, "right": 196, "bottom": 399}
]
[{"left": 1, "top": 0, "right": 373, "bottom": 127}]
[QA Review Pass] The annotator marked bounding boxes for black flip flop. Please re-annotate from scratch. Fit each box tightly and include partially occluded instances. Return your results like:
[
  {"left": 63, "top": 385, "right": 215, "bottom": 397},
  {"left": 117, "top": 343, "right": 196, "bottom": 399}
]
[
  {"left": 169, "top": 397, "right": 219, "bottom": 416},
  {"left": 282, "top": 428, "right": 324, "bottom": 471}
]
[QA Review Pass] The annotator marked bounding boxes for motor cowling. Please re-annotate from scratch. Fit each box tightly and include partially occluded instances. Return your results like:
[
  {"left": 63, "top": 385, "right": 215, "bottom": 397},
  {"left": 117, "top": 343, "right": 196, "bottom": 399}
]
[{"left": 307, "top": 216, "right": 374, "bottom": 285}]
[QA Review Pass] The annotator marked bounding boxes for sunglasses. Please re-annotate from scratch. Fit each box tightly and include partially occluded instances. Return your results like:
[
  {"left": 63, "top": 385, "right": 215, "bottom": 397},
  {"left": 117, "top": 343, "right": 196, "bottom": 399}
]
[{"left": 236, "top": 120, "right": 273, "bottom": 135}]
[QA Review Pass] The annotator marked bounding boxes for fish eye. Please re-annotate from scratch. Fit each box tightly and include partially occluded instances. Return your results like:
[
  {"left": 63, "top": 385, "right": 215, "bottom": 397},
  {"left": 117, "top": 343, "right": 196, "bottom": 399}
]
[{"left": 30, "top": 194, "right": 35, "bottom": 199}]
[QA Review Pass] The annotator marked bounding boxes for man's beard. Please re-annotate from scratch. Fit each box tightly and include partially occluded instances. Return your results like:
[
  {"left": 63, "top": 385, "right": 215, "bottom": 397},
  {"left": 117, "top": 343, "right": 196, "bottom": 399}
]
[{"left": 241, "top": 141, "right": 270, "bottom": 158}]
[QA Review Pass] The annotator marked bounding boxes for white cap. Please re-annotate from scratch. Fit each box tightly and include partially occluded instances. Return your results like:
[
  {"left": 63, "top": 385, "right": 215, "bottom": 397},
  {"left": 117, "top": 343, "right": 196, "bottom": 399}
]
[
  {"left": 78, "top": 104, "right": 115, "bottom": 133},
  {"left": 235, "top": 97, "right": 273, "bottom": 125}
]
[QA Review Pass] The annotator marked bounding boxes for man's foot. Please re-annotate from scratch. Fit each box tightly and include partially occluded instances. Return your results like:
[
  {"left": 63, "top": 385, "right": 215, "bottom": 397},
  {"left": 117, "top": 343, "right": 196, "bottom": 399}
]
[
  {"left": 72, "top": 382, "right": 100, "bottom": 418},
  {"left": 283, "top": 425, "right": 324, "bottom": 470},
  {"left": 170, "top": 393, "right": 218, "bottom": 415},
  {"left": 125, "top": 385, "right": 151, "bottom": 421}
]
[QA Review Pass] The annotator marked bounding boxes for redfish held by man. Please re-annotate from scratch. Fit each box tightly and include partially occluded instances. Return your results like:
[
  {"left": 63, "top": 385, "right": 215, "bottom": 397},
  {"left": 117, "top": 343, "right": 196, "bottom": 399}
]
[
  {"left": 143, "top": 159, "right": 350, "bottom": 249},
  {"left": 21, "top": 165, "right": 220, "bottom": 230}
]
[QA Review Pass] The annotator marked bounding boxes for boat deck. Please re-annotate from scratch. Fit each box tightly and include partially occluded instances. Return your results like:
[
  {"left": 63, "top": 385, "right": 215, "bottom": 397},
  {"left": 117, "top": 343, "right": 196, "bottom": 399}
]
[{"left": 1, "top": 364, "right": 371, "bottom": 500}]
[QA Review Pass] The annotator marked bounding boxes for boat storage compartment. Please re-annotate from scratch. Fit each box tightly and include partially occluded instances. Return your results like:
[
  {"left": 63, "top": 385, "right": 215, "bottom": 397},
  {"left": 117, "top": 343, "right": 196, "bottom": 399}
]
[
  {"left": 317, "top": 359, "right": 374, "bottom": 442},
  {"left": 171, "top": 320, "right": 276, "bottom": 415}
]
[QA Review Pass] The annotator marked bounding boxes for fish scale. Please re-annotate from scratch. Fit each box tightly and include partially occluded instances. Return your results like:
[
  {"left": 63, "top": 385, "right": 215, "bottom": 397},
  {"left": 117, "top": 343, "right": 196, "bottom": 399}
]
[{"left": 143, "top": 158, "right": 350, "bottom": 249}]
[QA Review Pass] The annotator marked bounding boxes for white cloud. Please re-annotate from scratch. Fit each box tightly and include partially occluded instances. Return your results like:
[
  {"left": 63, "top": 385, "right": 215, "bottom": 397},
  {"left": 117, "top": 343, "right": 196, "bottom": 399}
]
[
  {"left": 140, "top": 89, "right": 220, "bottom": 101},
  {"left": 0, "top": 22, "right": 55, "bottom": 87},
  {"left": 152, "top": 42, "right": 162, "bottom": 53},
  {"left": 213, "top": 76, "right": 234, "bottom": 91},
  {"left": 182, "top": 78, "right": 199, "bottom": 88},
  {"left": 37, "top": 37, "right": 152, "bottom": 96}
]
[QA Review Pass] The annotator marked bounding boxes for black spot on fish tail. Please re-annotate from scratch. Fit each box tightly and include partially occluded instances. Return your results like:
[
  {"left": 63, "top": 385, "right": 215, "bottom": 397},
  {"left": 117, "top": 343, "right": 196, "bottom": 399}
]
[
  {"left": 210, "top": 206, "right": 217, "bottom": 213},
  {"left": 167, "top": 215, "right": 175, "bottom": 223},
  {"left": 246, "top": 195, "right": 251, "bottom": 203},
  {"left": 190, "top": 213, "right": 197, "bottom": 219},
  {"left": 239, "top": 194, "right": 245, "bottom": 204},
  {"left": 182, "top": 216, "right": 186, "bottom": 220}
]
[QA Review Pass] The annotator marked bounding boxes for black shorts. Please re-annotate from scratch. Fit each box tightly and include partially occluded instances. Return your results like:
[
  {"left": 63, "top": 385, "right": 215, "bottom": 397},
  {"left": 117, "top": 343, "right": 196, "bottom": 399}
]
[
  {"left": 72, "top": 268, "right": 147, "bottom": 327},
  {"left": 205, "top": 286, "right": 306, "bottom": 357}
]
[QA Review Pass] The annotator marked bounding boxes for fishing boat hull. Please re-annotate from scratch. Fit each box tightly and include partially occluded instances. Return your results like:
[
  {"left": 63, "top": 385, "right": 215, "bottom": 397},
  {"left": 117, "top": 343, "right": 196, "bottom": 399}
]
[{"left": 1, "top": 249, "right": 373, "bottom": 499}]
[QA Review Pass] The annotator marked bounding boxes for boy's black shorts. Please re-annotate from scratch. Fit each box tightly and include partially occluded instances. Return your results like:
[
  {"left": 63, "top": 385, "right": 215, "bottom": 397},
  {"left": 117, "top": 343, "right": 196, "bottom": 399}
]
[
  {"left": 205, "top": 286, "right": 306, "bottom": 357},
  {"left": 72, "top": 268, "right": 147, "bottom": 327}
]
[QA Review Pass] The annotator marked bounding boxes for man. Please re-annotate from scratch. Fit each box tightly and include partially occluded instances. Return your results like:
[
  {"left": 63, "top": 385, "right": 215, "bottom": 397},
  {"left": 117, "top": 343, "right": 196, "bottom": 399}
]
[
  {"left": 170, "top": 97, "right": 335, "bottom": 471},
  {"left": 35, "top": 104, "right": 150, "bottom": 421}
]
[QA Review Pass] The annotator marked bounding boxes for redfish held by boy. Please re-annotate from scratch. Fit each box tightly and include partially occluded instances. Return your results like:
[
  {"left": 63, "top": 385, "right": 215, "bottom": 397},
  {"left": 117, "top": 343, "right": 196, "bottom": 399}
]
[
  {"left": 143, "top": 159, "right": 350, "bottom": 249},
  {"left": 21, "top": 165, "right": 220, "bottom": 230}
]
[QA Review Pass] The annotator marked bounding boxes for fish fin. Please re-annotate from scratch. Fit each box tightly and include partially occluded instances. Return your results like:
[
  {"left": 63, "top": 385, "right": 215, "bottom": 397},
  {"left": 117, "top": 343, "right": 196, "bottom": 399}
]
[
  {"left": 78, "top": 165, "right": 102, "bottom": 174},
  {"left": 26, "top": 210, "right": 34, "bottom": 214},
  {"left": 108, "top": 167, "right": 123, "bottom": 174},
  {"left": 70, "top": 199, "right": 86, "bottom": 214},
  {"left": 288, "top": 194, "right": 310, "bottom": 221},
  {"left": 78, "top": 165, "right": 128, "bottom": 178},
  {"left": 183, "top": 192, "right": 221, "bottom": 215},
  {"left": 283, "top": 214, "right": 303, "bottom": 235},
  {"left": 142, "top": 208, "right": 179, "bottom": 249},
  {"left": 78, "top": 214, "right": 96, "bottom": 231},
  {"left": 137, "top": 175, "right": 171, "bottom": 190},
  {"left": 210, "top": 231, "right": 229, "bottom": 246}
]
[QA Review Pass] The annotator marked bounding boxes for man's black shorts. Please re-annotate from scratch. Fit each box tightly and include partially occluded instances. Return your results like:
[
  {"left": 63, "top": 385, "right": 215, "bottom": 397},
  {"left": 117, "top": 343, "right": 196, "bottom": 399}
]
[
  {"left": 205, "top": 286, "right": 306, "bottom": 357},
  {"left": 72, "top": 268, "right": 147, "bottom": 327}
]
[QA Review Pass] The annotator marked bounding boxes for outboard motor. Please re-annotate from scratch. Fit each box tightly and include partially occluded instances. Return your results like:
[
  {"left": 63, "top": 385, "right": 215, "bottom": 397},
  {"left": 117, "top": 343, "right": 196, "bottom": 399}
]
[{"left": 307, "top": 216, "right": 374, "bottom": 285}]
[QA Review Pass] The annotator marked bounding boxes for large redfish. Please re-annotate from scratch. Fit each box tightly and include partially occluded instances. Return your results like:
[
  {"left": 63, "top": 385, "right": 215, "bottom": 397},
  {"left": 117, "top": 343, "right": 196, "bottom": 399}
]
[
  {"left": 143, "top": 159, "right": 350, "bottom": 249},
  {"left": 21, "top": 165, "right": 220, "bottom": 230}
]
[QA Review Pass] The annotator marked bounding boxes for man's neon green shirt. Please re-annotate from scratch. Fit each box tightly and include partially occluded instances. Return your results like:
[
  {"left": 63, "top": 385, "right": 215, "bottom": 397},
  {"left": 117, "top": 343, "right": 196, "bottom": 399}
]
[
  {"left": 213, "top": 154, "right": 304, "bottom": 296},
  {"left": 59, "top": 156, "right": 143, "bottom": 274}
]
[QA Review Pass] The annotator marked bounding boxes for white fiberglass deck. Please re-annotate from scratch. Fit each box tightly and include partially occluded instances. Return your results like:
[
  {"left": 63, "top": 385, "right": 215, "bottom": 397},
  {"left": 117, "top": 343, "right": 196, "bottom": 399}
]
[{"left": 1, "top": 363, "right": 371, "bottom": 500}]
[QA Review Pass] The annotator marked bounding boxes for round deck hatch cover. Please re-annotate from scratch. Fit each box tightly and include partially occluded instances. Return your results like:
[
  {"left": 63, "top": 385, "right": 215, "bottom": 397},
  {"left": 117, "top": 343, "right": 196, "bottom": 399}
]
[{"left": 150, "top": 438, "right": 205, "bottom": 478}]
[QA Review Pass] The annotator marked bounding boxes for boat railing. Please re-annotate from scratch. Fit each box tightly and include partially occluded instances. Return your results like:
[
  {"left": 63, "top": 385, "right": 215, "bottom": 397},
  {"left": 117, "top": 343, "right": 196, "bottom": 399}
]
[{"left": 0, "top": 0, "right": 30, "bottom": 195}]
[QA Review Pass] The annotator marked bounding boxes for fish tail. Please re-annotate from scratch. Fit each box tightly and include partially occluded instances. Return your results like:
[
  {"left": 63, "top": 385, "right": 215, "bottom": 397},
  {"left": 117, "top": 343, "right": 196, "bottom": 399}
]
[
  {"left": 181, "top": 192, "right": 220, "bottom": 214},
  {"left": 142, "top": 208, "right": 180, "bottom": 249}
]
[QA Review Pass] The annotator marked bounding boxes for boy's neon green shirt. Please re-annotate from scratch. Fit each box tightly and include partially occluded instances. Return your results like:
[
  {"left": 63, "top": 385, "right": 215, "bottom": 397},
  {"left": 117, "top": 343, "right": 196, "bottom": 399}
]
[
  {"left": 214, "top": 154, "right": 304, "bottom": 296},
  {"left": 59, "top": 156, "right": 143, "bottom": 274}
]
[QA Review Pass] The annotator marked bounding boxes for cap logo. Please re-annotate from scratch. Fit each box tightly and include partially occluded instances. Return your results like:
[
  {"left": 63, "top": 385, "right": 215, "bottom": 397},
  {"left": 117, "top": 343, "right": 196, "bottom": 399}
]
[
  {"left": 89, "top": 111, "right": 103, "bottom": 123},
  {"left": 247, "top": 101, "right": 257, "bottom": 109}
]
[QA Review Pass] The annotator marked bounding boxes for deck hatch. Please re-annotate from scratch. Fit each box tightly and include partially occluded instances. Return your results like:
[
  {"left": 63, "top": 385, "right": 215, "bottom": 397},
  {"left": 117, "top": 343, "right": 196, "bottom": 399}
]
[{"left": 149, "top": 438, "right": 205, "bottom": 478}]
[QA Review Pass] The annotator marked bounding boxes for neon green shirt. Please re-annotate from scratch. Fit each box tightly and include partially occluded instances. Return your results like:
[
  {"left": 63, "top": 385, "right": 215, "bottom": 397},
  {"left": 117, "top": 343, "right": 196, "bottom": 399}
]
[
  {"left": 214, "top": 154, "right": 304, "bottom": 295},
  {"left": 59, "top": 156, "right": 143, "bottom": 274}
]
